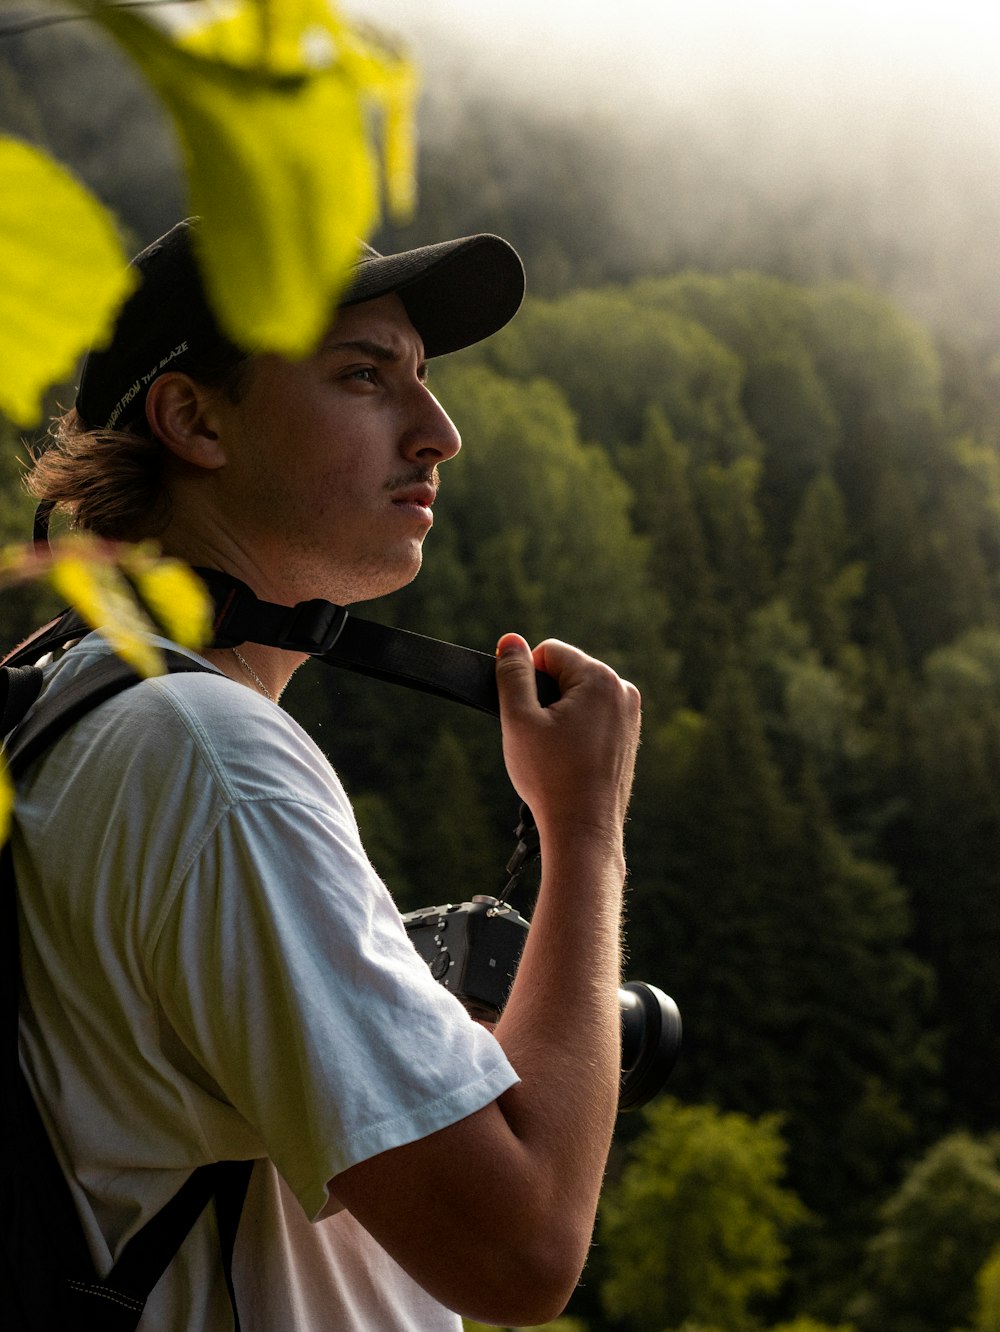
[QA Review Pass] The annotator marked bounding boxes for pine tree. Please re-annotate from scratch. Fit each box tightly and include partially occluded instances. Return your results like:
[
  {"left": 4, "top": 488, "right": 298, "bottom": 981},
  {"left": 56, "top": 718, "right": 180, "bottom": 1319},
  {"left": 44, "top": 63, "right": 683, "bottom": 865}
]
[
  {"left": 783, "top": 473, "right": 865, "bottom": 664},
  {"left": 885, "top": 631, "right": 1000, "bottom": 1127},
  {"left": 622, "top": 407, "right": 725, "bottom": 704},
  {"left": 852, "top": 1133, "right": 1000, "bottom": 1332},
  {"left": 639, "top": 658, "right": 936, "bottom": 1234},
  {"left": 698, "top": 456, "right": 774, "bottom": 628}
]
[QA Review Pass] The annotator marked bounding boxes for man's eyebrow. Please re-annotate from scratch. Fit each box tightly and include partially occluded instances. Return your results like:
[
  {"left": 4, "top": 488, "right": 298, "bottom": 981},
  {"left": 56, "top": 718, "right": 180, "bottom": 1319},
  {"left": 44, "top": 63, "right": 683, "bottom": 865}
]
[
  {"left": 321, "top": 337, "right": 402, "bottom": 361},
  {"left": 320, "top": 336, "right": 429, "bottom": 377}
]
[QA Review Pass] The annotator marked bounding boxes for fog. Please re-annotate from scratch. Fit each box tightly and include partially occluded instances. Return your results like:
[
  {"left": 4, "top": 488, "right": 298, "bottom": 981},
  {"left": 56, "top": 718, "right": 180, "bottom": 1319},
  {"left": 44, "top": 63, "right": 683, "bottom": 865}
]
[
  {"left": 352, "top": 1, "right": 1000, "bottom": 350},
  {"left": 355, "top": 1, "right": 1000, "bottom": 111}
]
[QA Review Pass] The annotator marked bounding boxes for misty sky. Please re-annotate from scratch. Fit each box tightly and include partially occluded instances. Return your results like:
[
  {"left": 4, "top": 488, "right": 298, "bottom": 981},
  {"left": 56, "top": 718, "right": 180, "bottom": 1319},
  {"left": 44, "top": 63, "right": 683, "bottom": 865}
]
[
  {"left": 348, "top": 1, "right": 1000, "bottom": 347},
  {"left": 355, "top": 1, "right": 1000, "bottom": 115}
]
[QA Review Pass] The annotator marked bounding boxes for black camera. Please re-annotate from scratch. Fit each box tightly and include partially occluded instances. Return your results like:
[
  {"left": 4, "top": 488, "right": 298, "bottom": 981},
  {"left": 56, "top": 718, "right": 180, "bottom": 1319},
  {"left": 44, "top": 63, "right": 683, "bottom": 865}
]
[{"left": 402, "top": 895, "right": 681, "bottom": 1112}]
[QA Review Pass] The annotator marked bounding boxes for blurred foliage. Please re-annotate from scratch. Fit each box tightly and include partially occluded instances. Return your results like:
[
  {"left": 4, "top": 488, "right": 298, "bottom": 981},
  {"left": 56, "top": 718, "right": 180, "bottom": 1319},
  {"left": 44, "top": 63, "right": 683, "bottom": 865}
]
[
  {"left": 0, "top": 536, "right": 212, "bottom": 677},
  {"left": 850, "top": 1133, "right": 1000, "bottom": 1332},
  {"left": 0, "top": 134, "right": 133, "bottom": 424},
  {"left": 0, "top": 521, "right": 212, "bottom": 841},
  {"left": 599, "top": 1098, "right": 807, "bottom": 1330},
  {"left": 89, "top": 0, "right": 415, "bottom": 358}
]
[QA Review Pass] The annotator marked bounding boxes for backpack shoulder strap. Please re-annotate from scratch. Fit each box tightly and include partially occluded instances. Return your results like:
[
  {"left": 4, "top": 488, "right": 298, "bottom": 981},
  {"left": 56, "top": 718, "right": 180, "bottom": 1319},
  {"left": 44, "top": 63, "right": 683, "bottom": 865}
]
[
  {"left": 4, "top": 648, "right": 251, "bottom": 1330},
  {"left": 72, "top": 1159, "right": 253, "bottom": 1331},
  {"left": 0, "top": 666, "right": 44, "bottom": 739},
  {"left": 1, "top": 607, "right": 88, "bottom": 671}
]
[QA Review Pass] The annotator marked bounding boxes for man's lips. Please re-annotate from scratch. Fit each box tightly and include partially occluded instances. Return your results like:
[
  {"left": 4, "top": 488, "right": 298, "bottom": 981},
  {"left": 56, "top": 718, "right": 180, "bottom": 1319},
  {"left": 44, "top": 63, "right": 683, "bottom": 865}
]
[{"left": 391, "top": 483, "right": 437, "bottom": 518}]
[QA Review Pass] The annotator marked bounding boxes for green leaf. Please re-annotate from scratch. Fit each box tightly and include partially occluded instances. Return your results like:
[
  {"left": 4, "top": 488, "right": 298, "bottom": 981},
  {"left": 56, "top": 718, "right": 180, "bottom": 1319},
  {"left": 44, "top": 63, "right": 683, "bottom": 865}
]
[
  {"left": 0, "top": 537, "right": 213, "bottom": 678},
  {"left": 0, "top": 758, "right": 12, "bottom": 849},
  {"left": 46, "top": 547, "right": 167, "bottom": 678},
  {"left": 0, "top": 136, "right": 133, "bottom": 425},
  {"left": 89, "top": 0, "right": 417, "bottom": 358},
  {"left": 117, "top": 544, "right": 215, "bottom": 652}
]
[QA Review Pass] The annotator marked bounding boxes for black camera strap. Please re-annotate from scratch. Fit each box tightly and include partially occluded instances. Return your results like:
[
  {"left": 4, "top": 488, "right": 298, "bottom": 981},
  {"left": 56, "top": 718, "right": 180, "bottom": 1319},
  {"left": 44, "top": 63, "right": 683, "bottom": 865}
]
[
  {"left": 196, "top": 568, "right": 559, "bottom": 716},
  {"left": 4, "top": 569, "right": 558, "bottom": 719}
]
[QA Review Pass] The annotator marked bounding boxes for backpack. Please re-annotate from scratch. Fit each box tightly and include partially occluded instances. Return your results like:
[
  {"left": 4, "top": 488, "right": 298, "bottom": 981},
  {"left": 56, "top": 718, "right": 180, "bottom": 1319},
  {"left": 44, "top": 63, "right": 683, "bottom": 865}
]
[{"left": 0, "top": 643, "right": 253, "bottom": 1331}]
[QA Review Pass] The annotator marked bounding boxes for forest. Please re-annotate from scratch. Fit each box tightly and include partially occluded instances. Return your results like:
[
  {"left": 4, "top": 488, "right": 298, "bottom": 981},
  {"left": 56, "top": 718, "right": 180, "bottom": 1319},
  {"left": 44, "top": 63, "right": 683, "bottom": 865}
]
[{"left": 2, "top": 5, "right": 1000, "bottom": 1331}]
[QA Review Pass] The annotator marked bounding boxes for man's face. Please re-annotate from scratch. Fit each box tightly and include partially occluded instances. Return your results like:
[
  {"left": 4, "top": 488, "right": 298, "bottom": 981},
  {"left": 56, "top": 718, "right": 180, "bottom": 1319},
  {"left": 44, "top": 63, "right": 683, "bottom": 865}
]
[{"left": 203, "top": 293, "right": 462, "bottom": 605}]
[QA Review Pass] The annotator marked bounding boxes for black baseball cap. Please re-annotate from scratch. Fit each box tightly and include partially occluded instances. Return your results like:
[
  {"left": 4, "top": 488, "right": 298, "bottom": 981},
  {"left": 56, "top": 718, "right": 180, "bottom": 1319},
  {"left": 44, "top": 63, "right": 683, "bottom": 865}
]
[{"left": 75, "top": 218, "right": 525, "bottom": 432}]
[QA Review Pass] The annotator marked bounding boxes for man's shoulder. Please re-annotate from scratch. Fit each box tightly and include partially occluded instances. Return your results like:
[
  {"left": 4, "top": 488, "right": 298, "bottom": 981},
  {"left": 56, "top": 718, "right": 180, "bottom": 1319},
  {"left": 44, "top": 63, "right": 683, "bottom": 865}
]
[{"left": 33, "top": 636, "right": 338, "bottom": 809}]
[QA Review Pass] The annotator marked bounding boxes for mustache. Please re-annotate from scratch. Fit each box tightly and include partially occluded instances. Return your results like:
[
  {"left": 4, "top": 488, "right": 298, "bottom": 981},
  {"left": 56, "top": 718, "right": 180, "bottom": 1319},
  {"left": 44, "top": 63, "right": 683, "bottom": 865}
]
[{"left": 386, "top": 466, "right": 440, "bottom": 493}]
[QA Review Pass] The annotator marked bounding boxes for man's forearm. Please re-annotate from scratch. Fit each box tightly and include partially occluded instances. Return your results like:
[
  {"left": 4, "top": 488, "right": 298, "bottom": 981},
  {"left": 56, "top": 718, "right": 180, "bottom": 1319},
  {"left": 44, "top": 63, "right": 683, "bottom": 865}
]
[{"left": 491, "top": 824, "right": 627, "bottom": 1271}]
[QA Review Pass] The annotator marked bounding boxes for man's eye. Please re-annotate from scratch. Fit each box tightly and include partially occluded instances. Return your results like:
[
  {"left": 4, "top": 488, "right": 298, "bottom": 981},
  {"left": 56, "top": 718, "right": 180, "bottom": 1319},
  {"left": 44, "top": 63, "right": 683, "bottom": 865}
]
[{"left": 346, "top": 367, "right": 377, "bottom": 384}]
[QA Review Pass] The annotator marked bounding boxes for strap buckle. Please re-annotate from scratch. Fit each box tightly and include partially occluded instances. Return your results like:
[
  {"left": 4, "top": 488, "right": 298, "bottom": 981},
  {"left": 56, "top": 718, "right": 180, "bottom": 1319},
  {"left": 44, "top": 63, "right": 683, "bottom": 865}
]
[
  {"left": 273, "top": 599, "right": 349, "bottom": 654},
  {"left": 201, "top": 569, "right": 349, "bottom": 655}
]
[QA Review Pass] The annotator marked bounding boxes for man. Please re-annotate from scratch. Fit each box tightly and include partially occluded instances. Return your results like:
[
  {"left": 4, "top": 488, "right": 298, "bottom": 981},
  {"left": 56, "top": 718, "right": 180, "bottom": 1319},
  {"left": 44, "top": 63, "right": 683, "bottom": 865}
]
[{"left": 17, "top": 220, "right": 641, "bottom": 1329}]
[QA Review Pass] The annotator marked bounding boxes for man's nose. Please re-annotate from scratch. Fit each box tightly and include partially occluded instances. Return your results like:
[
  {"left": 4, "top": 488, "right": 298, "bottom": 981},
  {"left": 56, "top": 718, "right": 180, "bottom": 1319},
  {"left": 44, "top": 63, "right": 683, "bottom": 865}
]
[{"left": 402, "top": 387, "right": 462, "bottom": 464}]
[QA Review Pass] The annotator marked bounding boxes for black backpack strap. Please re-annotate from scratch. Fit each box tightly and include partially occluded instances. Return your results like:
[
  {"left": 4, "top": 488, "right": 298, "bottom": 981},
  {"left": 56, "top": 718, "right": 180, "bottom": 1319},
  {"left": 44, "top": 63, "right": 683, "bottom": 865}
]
[
  {"left": 1, "top": 839, "right": 104, "bottom": 1330},
  {"left": 0, "top": 665, "right": 44, "bottom": 737},
  {"left": 0, "top": 607, "right": 87, "bottom": 670},
  {"left": 71, "top": 1159, "right": 253, "bottom": 1331},
  {"left": 214, "top": 1160, "right": 254, "bottom": 1329},
  {"left": 4, "top": 650, "right": 250, "bottom": 1329}
]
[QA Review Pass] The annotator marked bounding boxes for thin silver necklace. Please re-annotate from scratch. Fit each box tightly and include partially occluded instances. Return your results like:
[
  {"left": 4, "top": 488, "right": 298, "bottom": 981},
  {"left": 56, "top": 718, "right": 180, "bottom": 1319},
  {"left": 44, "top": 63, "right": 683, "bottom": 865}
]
[{"left": 232, "top": 646, "right": 276, "bottom": 702}]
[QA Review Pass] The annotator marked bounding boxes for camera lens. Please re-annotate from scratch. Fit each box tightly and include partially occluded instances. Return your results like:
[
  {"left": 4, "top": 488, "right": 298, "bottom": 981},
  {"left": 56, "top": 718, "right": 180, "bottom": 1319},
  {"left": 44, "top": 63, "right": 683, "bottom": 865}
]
[{"left": 618, "top": 982, "right": 682, "bottom": 1112}]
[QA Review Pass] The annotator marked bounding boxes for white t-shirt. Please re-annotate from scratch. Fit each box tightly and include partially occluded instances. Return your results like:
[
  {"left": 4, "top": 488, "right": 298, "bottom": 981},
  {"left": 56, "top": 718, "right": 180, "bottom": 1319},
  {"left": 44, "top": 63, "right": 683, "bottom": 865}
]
[{"left": 11, "top": 635, "right": 519, "bottom": 1330}]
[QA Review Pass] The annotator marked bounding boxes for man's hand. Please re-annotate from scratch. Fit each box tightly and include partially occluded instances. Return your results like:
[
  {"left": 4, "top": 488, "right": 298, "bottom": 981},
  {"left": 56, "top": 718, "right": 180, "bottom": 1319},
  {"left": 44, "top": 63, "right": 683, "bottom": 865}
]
[{"left": 494, "top": 633, "right": 641, "bottom": 848}]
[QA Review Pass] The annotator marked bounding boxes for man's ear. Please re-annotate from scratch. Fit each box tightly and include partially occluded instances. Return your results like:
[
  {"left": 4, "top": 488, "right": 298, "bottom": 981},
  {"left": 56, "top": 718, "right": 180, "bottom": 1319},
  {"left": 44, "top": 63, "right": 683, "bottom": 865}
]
[{"left": 145, "top": 373, "right": 228, "bottom": 470}]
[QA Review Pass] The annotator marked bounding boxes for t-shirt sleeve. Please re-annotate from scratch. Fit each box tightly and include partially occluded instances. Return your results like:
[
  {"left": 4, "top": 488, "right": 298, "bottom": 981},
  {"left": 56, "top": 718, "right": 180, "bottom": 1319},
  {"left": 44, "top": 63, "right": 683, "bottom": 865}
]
[{"left": 149, "top": 775, "right": 518, "bottom": 1223}]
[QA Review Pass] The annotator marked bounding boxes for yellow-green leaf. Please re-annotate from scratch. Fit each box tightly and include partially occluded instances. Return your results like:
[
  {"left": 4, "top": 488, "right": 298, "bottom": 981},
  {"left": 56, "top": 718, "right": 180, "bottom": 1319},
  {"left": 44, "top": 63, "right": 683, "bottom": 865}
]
[
  {"left": 47, "top": 552, "right": 165, "bottom": 678},
  {"left": 89, "top": 2, "right": 417, "bottom": 358},
  {"left": 351, "top": 45, "right": 418, "bottom": 217},
  {"left": 180, "top": 1, "right": 420, "bottom": 217},
  {"left": 119, "top": 547, "right": 214, "bottom": 650},
  {"left": 0, "top": 759, "right": 13, "bottom": 848},
  {"left": 0, "top": 538, "right": 213, "bottom": 678},
  {"left": 0, "top": 136, "right": 134, "bottom": 425},
  {"left": 174, "top": 0, "right": 348, "bottom": 76}
]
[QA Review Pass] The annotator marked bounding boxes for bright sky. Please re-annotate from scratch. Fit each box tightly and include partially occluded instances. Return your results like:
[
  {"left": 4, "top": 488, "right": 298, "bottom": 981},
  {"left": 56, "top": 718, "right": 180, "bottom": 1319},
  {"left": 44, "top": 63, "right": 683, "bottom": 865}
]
[{"left": 354, "top": 0, "right": 1000, "bottom": 113}]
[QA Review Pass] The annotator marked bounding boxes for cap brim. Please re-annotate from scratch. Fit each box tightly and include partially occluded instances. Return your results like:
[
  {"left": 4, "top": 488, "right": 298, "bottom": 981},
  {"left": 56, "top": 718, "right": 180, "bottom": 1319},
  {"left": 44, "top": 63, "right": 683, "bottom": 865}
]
[{"left": 343, "top": 234, "right": 525, "bottom": 358}]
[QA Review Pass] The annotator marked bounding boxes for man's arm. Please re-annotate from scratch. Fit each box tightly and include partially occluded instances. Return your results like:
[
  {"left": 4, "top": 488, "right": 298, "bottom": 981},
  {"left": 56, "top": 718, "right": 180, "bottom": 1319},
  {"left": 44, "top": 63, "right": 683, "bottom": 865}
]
[{"left": 331, "top": 634, "right": 640, "bottom": 1326}]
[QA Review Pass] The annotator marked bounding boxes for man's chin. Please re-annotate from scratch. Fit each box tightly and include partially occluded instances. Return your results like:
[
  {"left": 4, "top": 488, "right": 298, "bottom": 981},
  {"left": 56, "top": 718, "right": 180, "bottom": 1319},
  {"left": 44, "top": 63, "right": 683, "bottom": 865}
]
[{"left": 338, "top": 550, "right": 423, "bottom": 606}]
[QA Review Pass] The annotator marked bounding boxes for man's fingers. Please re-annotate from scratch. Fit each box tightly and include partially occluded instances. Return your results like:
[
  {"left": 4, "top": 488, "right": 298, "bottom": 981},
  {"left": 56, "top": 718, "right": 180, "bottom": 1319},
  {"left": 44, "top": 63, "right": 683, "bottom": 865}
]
[
  {"left": 495, "top": 633, "right": 540, "bottom": 716},
  {"left": 497, "top": 636, "right": 626, "bottom": 706}
]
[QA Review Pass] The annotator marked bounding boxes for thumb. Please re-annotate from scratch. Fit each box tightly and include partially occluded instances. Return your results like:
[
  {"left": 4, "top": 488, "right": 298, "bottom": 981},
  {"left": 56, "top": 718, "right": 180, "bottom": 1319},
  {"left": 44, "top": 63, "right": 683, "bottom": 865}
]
[{"left": 495, "top": 633, "right": 538, "bottom": 716}]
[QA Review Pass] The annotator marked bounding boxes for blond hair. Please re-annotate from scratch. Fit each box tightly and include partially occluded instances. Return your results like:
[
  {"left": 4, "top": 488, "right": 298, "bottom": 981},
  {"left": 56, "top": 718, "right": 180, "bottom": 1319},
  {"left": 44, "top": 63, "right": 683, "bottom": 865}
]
[{"left": 26, "top": 411, "right": 171, "bottom": 542}]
